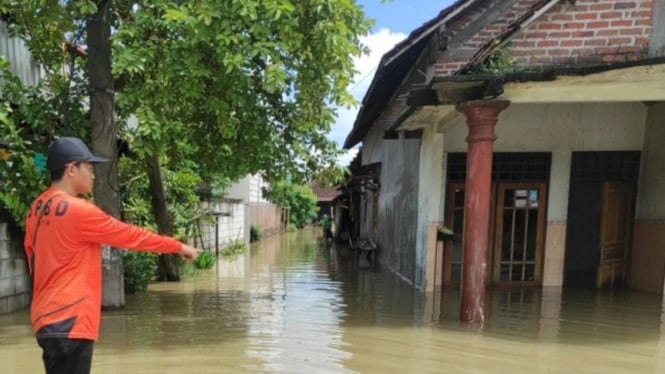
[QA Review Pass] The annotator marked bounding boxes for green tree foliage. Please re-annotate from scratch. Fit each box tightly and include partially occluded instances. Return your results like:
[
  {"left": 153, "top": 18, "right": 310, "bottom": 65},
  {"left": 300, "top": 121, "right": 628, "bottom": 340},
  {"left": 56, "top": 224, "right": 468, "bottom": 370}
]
[
  {"left": 118, "top": 156, "right": 203, "bottom": 241},
  {"left": 264, "top": 182, "right": 318, "bottom": 228},
  {"left": 1, "top": 0, "right": 370, "bottom": 221},
  {"left": 1, "top": 0, "right": 370, "bottom": 283},
  {"left": 112, "top": 0, "right": 371, "bottom": 184},
  {"left": 0, "top": 56, "right": 88, "bottom": 227}
]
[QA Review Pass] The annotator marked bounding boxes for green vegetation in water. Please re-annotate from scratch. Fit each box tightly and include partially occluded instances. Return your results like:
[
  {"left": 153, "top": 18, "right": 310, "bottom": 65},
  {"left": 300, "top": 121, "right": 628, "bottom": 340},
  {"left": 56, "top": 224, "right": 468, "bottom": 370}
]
[
  {"left": 439, "top": 226, "right": 454, "bottom": 235},
  {"left": 286, "top": 223, "right": 297, "bottom": 232},
  {"left": 250, "top": 225, "right": 262, "bottom": 242},
  {"left": 123, "top": 251, "right": 158, "bottom": 294},
  {"left": 193, "top": 250, "right": 216, "bottom": 269},
  {"left": 221, "top": 241, "right": 248, "bottom": 258},
  {"left": 179, "top": 261, "right": 197, "bottom": 277}
]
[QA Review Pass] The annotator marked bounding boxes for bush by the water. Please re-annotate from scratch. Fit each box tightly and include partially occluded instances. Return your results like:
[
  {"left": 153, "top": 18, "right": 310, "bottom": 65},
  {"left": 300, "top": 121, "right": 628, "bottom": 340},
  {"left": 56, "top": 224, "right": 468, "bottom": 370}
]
[
  {"left": 221, "top": 241, "right": 248, "bottom": 258},
  {"left": 286, "top": 223, "right": 297, "bottom": 232},
  {"left": 263, "top": 181, "right": 318, "bottom": 228},
  {"left": 250, "top": 225, "right": 262, "bottom": 242},
  {"left": 123, "top": 251, "right": 158, "bottom": 294},
  {"left": 193, "top": 250, "right": 216, "bottom": 269}
]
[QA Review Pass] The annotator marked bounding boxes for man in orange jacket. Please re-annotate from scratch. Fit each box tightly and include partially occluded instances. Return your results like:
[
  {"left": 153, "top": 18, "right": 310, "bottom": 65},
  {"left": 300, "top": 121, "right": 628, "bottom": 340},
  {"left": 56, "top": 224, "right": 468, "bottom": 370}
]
[{"left": 24, "top": 137, "right": 200, "bottom": 374}]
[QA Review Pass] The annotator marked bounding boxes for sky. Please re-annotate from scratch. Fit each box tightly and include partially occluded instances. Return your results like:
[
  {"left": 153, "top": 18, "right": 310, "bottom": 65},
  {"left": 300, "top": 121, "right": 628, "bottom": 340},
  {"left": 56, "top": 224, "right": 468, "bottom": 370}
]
[{"left": 332, "top": 0, "right": 455, "bottom": 166}]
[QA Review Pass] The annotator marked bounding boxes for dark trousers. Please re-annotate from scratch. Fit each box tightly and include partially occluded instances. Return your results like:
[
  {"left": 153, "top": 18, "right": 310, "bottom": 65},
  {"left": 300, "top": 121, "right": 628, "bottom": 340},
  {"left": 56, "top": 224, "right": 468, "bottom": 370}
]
[{"left": 37, "top": 338, "right": 94, "bottom": 374}]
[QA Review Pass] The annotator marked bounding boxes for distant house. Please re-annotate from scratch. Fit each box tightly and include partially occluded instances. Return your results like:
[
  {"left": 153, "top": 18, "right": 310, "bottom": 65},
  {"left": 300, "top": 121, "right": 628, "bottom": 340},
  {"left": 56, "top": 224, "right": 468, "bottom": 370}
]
[
  {"left": 224, "top": 174, "right": 284, "bottom": 239},
  {"left": 344, "top": 0, "right": 665, "bottom": 303},
  {"left": 310, "top": 181, "right": 341, "bottom": 220}
]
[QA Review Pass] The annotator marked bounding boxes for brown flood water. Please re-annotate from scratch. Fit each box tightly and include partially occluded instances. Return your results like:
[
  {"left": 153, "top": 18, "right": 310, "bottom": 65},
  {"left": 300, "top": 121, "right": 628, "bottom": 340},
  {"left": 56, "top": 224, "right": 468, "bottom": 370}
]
[{"left": 2, "top": 227, "right": 665, "bottom": 373}]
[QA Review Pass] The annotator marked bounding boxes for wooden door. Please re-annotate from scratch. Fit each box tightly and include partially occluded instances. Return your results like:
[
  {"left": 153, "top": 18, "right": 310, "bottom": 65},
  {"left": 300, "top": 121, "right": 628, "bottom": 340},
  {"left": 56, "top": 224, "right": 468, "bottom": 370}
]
[
  {"left": 442, "top": 183, "right": 495, "bottom": 286},
  {"left": 443, "top": 183, "right": 465, "bottom": 285},
  {"left": 493, "top": 183, "right": 547, "bottom": 286},
  {"left": 597, "top": 182, "right": 634, "bottom": 289}
]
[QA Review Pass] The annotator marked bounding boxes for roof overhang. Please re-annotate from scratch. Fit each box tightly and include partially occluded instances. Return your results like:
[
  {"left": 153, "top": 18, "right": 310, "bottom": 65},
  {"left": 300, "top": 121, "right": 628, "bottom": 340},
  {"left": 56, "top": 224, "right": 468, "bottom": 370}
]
[
  {"left": 502, "top": 62, "right": 665, "bottom": 103},
  {"left": 395, "top": 58, "right": 665, "bottom": 132},
  {"left": 343, "top": 0, "right": 480, "bottom": 149}
]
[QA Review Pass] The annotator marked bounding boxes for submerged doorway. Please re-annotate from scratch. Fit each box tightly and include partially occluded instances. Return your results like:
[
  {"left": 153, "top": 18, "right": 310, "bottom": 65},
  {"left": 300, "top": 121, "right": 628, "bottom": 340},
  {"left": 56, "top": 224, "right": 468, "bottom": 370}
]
[
  {"left": 564, "top": 152, "right": 640, "bottom": 289},
  {"left": 443, "top": 153, "right": 551, "bottom": 286}
]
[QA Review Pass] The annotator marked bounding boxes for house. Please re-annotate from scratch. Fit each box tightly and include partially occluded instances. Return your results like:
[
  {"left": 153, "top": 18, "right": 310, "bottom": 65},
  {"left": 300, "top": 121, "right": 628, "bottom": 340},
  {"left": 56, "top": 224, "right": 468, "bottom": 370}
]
[
  {"left": 223, "top": 174, "right": 284, "bottom": 241},
  {"left": 0, "top": 19, "right": 46, "bottom": 314},
  {"left": 344, "top": 0, "right": 665, "bottom": 321},
  {"left": 310, "top": 180, "right": 341, "bottom": 220}
]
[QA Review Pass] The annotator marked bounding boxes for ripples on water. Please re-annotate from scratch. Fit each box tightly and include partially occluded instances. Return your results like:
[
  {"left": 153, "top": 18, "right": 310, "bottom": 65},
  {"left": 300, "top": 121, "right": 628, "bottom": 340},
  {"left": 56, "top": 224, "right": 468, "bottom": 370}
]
[{"left": 1, "top": 227, "right": 665, "bottom": 373}]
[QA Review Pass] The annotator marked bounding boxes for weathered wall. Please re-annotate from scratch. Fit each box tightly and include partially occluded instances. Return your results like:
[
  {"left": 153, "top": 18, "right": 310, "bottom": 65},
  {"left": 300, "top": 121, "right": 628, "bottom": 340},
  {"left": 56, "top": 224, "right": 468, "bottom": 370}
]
[
  {"left": 415, "top": 125, "right": 444, "bottom": 289},
  {"left": 0, "top": 223, "right": 30, "bottom": 314},
  {"left": 376, "top": 137, "right": 421, "bottom": 285},
  {"left": 444, "top": 102, "right": 646, "bottom": 286},
  {"left": 632, "top": 102, "right": 665, "bottom": 293},
  {"left": 249, "top": 203, "right": 283, "bottom": 238}
]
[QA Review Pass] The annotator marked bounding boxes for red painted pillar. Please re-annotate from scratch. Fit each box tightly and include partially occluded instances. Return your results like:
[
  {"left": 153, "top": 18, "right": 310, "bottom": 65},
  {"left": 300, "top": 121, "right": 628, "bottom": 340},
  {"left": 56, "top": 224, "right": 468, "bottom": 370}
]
[{"left": 456, "top": 99, "right": 510, "bottom": 323}]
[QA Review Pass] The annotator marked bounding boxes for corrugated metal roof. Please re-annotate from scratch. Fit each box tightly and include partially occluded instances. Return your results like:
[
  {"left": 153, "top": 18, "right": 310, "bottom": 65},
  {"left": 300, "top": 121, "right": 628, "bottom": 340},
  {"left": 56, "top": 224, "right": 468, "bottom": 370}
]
[{"left": 0, "top": 20, "right": 45, "bottom": 87}]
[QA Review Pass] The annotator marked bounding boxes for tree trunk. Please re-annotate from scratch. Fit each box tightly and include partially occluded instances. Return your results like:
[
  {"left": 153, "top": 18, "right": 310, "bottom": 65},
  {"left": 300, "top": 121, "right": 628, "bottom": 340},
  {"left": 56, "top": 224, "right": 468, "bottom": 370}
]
[
  {"left": 88, "top": 0, "right": 124, "bottom": 309},
  {"left": 146, "top": 155, "right": 180, "bottom": 281}
]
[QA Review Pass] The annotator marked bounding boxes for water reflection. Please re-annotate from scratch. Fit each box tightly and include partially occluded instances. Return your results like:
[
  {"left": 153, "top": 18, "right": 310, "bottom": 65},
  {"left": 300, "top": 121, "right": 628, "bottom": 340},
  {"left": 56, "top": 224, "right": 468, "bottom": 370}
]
[{"left": 1, "top": 227, "right": 665, "bottom": 373}]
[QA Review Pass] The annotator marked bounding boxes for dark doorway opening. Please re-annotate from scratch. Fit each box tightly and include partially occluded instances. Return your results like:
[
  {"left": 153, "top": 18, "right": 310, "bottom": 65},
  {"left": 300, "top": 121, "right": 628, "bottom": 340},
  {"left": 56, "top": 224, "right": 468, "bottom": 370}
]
[{"left": 564, "top": 151, "right": 640, "bottom": 289}]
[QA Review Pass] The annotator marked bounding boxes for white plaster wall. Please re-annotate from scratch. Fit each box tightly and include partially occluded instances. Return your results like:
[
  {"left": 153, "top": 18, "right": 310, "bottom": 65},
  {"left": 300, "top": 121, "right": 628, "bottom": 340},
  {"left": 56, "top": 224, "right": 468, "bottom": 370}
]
[
  {"left": 226, "top": 177, "right": 250, "bottom": 201},
  {"left": 415, "top": 125, "right": 444, "bottom": 287},
  {"left": 444, "top": 102, "right": 647, "bottom": 221},
  {"left": 247, "top": 175, "right": 268, "bottom": 204},
  {"left": 199, "top": 200, "right": 246, "bottom": 251},
  {"left": 226, "top": 174, "right": 268, "bottom": 203}
]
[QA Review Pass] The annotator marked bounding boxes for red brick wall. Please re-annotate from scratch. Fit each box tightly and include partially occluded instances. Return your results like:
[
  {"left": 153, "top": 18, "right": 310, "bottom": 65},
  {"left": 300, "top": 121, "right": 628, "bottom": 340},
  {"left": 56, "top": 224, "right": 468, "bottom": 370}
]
[
  {"left": 436, "top": 0, "right": 544, "bottom": 75},
  {"left": 434, "top": 0, "right": 655, "bottom": 76},
  {"left": 511, "top": 0, "right": 653, "bottom": 66}
]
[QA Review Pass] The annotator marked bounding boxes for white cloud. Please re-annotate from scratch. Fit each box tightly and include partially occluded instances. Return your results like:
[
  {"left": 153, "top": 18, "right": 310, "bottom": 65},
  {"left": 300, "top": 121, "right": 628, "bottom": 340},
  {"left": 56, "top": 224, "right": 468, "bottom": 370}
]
[
  {"left": 336, "top": 147, "right": 359, "bottom": 167},
  {"left": 330, "top": 28, "right": 407, "bottom": 166}
]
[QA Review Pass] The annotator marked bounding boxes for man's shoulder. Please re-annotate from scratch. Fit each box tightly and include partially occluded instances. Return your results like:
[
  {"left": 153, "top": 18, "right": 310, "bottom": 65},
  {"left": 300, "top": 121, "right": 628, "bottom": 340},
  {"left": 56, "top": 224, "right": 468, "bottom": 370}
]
[{"left": 64, "top": 196, "right": 100, "bottom": 212}]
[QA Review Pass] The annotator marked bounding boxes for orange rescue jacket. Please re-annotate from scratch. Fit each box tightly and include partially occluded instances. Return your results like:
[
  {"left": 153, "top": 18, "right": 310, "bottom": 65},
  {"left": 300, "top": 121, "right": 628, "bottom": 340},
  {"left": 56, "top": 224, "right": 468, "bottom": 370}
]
[{"left": 24, "top": 187, "right": 182, "bottom": 340}]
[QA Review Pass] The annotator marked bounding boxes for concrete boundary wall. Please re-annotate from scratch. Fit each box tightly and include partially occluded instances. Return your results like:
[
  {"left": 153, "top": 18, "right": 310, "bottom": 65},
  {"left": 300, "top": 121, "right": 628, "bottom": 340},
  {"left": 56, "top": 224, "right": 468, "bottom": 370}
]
[
  {"left": 249, "top": 203, "right": 283, "bottom": 238},
  {"left": 0, "top": 223, "right": 30, "bottom": 314}
]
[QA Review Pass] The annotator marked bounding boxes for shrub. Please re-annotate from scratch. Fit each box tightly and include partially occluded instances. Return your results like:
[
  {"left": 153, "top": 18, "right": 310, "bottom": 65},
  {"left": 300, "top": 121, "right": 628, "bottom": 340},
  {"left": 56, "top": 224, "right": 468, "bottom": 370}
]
[
  {"left": 286, "top": 223, "right": 297, "bottom": 232},
  {"left": 123, "top": 251, "right": 158, "bottom": 294},
  {"left": 250, "top": 225, "right": 262, "bottom": 242},
  {"left": 193, "top": 250, "right": 216, "bottom": 269},
  {"left": 263, "top": 181, "right": 318, "bottom": 228},
  {"left": 221, "top": 241, "right": 248, "bottom": 258}
]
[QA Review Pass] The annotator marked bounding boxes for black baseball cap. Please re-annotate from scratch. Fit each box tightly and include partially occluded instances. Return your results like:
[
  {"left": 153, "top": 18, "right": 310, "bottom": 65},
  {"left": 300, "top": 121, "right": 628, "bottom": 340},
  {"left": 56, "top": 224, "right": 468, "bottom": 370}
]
[{"left": 47, "top": 137, "right": 109, "bottom": 172}]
